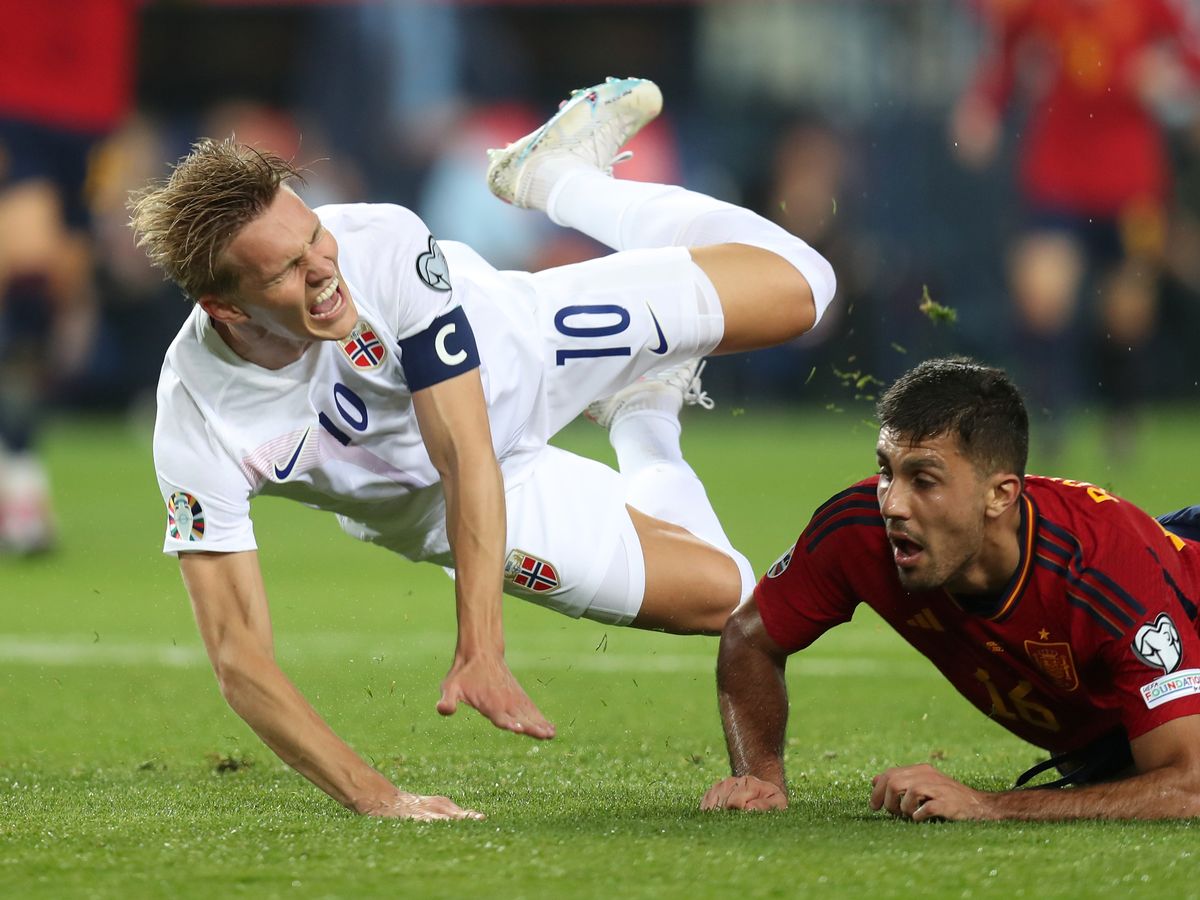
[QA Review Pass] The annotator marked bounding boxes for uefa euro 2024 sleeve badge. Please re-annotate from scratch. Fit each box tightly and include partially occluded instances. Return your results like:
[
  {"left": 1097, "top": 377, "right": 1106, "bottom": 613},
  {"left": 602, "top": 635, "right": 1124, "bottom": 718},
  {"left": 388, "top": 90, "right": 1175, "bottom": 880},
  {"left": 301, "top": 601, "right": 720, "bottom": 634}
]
[{"left": 167, "top": 491, "right": 205, "bottom": 542}]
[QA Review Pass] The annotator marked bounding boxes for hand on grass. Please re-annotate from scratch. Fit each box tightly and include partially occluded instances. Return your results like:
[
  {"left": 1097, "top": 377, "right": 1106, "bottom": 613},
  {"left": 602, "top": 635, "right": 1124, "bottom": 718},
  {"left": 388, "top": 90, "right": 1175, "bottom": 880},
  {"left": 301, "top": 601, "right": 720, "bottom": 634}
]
[
  {"left": 870, "top": 763, "right": 990, "bottom": 822},
  {"left": 437, "top": 652, "right": 556, "bottom": 740},
  {"left": 700, "top": 775, "right": 788, "bottom": 812},
  {"left": 365, "top": 790, "right": 485, "bottom": 821}
]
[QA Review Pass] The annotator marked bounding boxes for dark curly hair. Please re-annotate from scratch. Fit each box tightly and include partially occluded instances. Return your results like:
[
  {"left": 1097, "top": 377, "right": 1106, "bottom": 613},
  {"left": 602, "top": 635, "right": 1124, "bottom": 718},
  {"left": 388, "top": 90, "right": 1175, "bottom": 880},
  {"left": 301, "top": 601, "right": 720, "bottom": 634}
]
[{"left": 876, "top": 356, "right": 1028, "bottom": 477}]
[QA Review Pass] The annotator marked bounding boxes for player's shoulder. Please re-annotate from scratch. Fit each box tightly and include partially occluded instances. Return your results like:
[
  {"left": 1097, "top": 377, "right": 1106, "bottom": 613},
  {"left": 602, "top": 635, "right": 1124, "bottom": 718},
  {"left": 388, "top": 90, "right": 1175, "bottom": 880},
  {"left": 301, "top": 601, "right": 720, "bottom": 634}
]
[
  {"left": 152, "top": 352, "right": 218, "bottom": 472},
  {"left": 1026, "top": 475, "right": 1134, "bottom": 521},
  {"left": 1026, "top": 475, "right": 1164, "bottom": 554},
  {"left": 799, "top": 476, "right": 884, "bottom": 552},
  {"left": 157, "top": 305, "right": 212, "bottom": 398},
  {"left": 316, "top": 201, "right": 428, "bottom": 241}
]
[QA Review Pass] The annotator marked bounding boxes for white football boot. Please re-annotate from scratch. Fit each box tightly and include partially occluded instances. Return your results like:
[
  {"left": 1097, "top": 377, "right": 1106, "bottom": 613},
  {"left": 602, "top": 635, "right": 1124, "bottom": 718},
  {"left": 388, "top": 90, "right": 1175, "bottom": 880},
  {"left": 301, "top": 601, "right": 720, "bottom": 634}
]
[
  {"left": 586, "top": 359, "right": 714, "bottom": 429},
  {"left": 0, "top": 452, "right": 56, "bottom": 555},
  {"left": 486, "top": 76, "right": 663, "bottom": 211}
]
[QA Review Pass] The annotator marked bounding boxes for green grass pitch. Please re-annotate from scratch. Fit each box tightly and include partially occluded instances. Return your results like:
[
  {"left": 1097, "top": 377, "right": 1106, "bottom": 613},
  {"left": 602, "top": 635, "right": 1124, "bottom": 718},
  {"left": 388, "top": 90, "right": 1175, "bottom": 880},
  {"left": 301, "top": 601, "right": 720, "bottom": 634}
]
[{"left": 2, "top": 406, "right": 1199, "bottom": 898}]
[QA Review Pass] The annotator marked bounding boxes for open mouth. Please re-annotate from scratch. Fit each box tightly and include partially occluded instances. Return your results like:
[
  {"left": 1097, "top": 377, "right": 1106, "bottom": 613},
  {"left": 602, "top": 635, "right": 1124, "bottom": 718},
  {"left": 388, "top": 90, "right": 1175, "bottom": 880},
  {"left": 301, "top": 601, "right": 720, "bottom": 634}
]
[
  {"left": 310, "top": 275, "right": 343, "bottom": 320},
  {"left": 888, "top": 532, "right": 924, "bottom": 567}
]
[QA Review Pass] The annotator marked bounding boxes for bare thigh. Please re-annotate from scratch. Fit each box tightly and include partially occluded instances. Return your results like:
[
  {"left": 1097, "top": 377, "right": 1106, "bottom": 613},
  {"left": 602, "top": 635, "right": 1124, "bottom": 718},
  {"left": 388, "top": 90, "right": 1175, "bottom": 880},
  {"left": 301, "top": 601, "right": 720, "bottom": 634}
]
[{"left": 627, "top": 505, "right": 741, "bottom": 636}]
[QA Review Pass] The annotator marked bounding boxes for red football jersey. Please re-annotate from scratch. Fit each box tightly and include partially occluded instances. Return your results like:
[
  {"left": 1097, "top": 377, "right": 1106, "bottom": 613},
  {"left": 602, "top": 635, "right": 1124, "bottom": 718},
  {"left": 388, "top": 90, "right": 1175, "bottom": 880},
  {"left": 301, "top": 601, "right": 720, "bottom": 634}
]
[
  {"left": 0, "top": 0, "right": 139, "bottom": 131},
  {"left": 756, "top": 476, "right": 1200, "bottom": 755},
  {"left": 967, "top": 0, "right": 1200, "bottom": 214}
]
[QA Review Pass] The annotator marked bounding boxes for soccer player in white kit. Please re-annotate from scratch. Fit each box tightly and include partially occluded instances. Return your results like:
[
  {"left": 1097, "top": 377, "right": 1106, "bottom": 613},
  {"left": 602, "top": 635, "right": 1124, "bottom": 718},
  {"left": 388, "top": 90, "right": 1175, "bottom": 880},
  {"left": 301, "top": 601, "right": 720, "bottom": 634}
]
[{"left": 130, "top": 78, "right": 836, "bottom": 820}]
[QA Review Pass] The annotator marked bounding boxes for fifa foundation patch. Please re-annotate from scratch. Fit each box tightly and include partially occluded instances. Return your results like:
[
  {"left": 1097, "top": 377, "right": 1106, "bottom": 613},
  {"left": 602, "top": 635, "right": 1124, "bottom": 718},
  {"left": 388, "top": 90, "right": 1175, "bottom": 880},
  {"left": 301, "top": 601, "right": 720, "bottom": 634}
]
[
  {"left": 1140, "top": 668, "right": 1200, "bottom": 709},
  {"left": 1024, "top": 640, "right": 1079, "bottom": 692},
  {"left": 167, "top": 491, "right": 205, "bottom": 542},
  {"left": 504, "top": 549, "right": 560, "bottom": 593},
  {"left": 340, "top": 320, "right": 387, "bottom": 370}
]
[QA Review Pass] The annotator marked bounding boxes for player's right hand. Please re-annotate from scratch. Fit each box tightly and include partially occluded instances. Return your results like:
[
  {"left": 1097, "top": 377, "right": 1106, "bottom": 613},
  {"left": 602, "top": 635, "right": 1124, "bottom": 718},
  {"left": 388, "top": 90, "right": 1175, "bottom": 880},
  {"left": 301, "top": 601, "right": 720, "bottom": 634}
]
[
  {"left": 437, "top": 651, "right": 557, "bottom": 740},
  {"left": 365, "top": 790, "right": 486, "bottom": 821},
  {"left": 700, "top": 775, "right": 788, "bottom": 812}
]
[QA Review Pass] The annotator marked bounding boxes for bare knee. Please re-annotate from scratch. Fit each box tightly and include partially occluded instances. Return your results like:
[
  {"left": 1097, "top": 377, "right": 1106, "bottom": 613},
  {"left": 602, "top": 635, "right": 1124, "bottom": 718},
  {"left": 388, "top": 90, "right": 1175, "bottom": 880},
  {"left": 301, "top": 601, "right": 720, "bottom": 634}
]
[
  {"left": 633, "top": 539, "right": 742, "bottom": 636},
  {"left": 692, "top": 244, "right": 817, "bottom": 353}
]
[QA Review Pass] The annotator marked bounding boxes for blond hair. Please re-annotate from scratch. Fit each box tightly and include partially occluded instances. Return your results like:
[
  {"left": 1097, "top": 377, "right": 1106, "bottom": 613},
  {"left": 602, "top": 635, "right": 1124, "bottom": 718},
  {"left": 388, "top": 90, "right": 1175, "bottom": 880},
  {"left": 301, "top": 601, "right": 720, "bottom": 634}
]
[{"left": 128, "top": 138, "right": 304, "bottom": 300}]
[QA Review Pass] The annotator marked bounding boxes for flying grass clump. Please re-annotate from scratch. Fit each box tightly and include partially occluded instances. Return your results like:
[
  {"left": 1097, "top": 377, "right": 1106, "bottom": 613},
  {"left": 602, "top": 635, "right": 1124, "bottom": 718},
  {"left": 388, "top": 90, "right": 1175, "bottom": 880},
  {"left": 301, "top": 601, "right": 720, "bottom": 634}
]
[{"left": 918, "top": 285, "right": 957, "bottom": 325}]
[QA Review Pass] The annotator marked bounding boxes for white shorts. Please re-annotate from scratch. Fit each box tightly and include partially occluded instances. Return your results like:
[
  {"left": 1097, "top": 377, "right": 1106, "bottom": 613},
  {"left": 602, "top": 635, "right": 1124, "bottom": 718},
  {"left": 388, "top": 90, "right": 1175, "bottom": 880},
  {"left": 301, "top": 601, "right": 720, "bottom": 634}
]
[
  {"left": 497, "top": 246, "right": 725, "bottom": 622},
  {"left": 496, "top": 445, "right": 644, "bottom": 624},
  {"left": 435, "top": 245, "right": 725, "bottom": 623},
  {"left": 521, "top": 245, "right": 725, "bottom": 436}
]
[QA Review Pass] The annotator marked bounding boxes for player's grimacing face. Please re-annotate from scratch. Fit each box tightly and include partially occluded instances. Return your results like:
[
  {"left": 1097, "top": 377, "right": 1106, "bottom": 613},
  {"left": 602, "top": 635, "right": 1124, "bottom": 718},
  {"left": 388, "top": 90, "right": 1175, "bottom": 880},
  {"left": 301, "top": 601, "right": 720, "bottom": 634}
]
[
  {"left": 876, "top": 429, "right": 989, "bottom": 593},
  {"left": 221, "top": 187, "right": 358, "bottom": 343}
]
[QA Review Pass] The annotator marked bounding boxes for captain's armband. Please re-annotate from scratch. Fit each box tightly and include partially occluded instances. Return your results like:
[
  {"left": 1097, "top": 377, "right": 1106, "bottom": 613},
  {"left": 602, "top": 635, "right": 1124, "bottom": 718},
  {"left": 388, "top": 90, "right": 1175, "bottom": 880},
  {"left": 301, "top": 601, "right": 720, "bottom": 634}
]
[{"left": 397, "top": 305, "right": 480, "bottom": 392}]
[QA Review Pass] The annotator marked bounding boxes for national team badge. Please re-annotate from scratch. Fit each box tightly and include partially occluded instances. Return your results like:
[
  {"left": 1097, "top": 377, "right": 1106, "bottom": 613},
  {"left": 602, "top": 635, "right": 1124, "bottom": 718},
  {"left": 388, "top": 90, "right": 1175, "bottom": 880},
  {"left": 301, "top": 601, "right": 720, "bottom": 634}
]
[
  {"left": 167, "top": 491, "right": 205, "bottom": 542},
  {"left": 503, "top": 549, "right": 560, "bottom": 593},
  {"left": 340, "top": 320, "right": 386, "bottom": 370},
  {"left": 1132, "top": 613, "right": 1183, "bottom": 674},
  {"left": 1023, "top": 640, "right": 1079, "bottom": 692},
  {"left": 766, "top": 543, "right": 796, "bottom": 579}
]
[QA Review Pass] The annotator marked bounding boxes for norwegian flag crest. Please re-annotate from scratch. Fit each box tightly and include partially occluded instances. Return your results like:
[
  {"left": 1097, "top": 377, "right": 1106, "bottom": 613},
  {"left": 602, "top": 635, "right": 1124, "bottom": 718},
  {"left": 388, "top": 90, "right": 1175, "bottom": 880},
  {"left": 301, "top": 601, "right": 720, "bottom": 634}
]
[
  {"left": 340, "top": 320, "right": 386, "bottom": 369},
  {"left": 504, "top": 549, "right": 560, "bottom": 593}
]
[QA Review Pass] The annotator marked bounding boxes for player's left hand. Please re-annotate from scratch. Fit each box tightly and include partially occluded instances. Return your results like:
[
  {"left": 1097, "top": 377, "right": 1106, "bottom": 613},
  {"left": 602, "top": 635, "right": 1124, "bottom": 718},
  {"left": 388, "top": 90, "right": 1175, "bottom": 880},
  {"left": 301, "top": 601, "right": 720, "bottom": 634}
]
[
  {"left": 869, "top": 763, "right": 992, "bottom": 822},
  {"left": 437, "top": 652, "right": 556, "bottom": 740}
]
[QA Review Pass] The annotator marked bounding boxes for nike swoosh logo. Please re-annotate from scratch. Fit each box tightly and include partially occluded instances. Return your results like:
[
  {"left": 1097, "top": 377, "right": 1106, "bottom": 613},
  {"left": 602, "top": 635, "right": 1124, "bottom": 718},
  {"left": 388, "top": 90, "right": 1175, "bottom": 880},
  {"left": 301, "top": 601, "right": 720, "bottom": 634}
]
[
  {"left": 648, "top": 306, "right": 669, "bottom": 355},
  {"left": 273, "top": 427, "right": 311, "bottom": 480}
]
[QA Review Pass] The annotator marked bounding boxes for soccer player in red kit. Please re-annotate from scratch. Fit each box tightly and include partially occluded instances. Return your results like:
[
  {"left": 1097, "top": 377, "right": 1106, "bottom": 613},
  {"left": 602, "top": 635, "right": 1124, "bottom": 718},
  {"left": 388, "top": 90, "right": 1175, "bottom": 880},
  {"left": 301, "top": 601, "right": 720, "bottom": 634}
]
[
  {"left": 951, "top": 0, "right": 1200, "bottom": 459},
  {"left": 0, "top": 0, "right": 139, "bottom": 552},
  {"left": 701, "top": 357, "right": 1200, "bottom": 820}
]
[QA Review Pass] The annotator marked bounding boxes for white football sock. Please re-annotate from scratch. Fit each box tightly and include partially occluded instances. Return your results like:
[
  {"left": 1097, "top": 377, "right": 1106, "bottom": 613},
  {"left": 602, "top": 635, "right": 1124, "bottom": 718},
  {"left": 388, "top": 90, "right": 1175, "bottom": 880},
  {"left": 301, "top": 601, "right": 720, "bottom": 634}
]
[
  {"left": 546, "top": 170, "right": 836, "bottom": 324},
  {"left": 610, "top": 408, "right": 757, "bottom": 601},
  {"left": 610, "top": 407, "right": 733, "bottom": 558}
]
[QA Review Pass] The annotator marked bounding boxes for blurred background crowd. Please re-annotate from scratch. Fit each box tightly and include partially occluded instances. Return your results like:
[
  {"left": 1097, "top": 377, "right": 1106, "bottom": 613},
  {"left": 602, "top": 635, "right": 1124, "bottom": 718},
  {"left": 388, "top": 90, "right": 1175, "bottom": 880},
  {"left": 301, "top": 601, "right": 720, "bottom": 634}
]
[{"left": 2, "top": 0, "right": 1200, "bottom": 554}]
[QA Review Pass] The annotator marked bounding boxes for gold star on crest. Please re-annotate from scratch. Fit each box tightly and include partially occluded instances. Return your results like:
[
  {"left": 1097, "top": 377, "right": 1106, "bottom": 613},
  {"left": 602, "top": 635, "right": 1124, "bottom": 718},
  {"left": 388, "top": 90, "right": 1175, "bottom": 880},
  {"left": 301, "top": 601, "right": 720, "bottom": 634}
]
[{"left": 1038, "top": 628, "right": 1050, "bottom": 640}]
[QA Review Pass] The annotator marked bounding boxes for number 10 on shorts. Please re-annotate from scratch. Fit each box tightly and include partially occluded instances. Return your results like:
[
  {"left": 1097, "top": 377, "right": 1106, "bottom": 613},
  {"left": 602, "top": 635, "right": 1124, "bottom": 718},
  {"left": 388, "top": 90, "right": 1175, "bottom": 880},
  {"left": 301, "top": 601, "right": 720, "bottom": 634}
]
[{"left": 554, "top": 304, "right": 632, "bottom": 366}]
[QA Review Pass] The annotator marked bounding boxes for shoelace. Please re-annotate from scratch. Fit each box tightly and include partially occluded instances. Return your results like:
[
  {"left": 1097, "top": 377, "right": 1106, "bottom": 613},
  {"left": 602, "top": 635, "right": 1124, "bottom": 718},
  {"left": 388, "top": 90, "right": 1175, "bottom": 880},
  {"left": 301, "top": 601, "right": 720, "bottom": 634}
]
[
  {"left": 658, "top": 361, "right": 714, "bottom": 410},
  {"left": 607, "top": 150, "right": 634, "bottom": 173}
]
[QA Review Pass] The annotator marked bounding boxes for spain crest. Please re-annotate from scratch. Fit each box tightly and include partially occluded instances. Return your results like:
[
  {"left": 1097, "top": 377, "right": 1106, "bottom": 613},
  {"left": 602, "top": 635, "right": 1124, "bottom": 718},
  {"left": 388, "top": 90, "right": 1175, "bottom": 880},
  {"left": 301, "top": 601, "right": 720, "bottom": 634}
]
[
  {"left": 340, "top": 320, "right": 386, "bottom": 370},
  {"left": 503, "top": 549, "right": 560, "bottom": 593},
  {"left": 167, "top": 491, "right": 205, "bottom": 542},
  {"left": 1024, "top": 640, "right": 1079, "bottom": 692}
]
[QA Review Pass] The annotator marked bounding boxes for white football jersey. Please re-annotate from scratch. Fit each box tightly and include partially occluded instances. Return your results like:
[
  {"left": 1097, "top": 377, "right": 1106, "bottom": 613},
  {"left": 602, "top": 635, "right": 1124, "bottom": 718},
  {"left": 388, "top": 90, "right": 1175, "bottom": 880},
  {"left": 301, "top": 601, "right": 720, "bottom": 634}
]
[{"left": 153, "top": 203, "right": 549, "bottom": 565}]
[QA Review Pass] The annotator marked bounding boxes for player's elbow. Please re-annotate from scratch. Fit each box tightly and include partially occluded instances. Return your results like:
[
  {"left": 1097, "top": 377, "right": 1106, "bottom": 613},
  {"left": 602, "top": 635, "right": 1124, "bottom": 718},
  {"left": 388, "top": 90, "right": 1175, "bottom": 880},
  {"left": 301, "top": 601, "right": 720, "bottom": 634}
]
[
  {"left": 719, "top": 602, "right": 758, "bottom": 653},
  {"left": 716, "top": 601, "right": 785, "bottom": 679}
]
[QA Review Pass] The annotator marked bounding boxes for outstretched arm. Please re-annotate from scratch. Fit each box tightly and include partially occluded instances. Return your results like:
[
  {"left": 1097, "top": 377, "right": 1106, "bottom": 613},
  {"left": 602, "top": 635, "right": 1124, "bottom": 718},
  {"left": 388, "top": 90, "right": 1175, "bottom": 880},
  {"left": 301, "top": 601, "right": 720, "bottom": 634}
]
[
  {"left": 871, "top": 715, "right": 1200, "bottom": 821},
  {"left": 700, "top": 599, "right": 790, "bottom": 811},
  {"left": 412, "top": 368, "right": 554, "bottom": 741},
  {"left": 179, "top": 549, "right": 483, "bottom": 819}
]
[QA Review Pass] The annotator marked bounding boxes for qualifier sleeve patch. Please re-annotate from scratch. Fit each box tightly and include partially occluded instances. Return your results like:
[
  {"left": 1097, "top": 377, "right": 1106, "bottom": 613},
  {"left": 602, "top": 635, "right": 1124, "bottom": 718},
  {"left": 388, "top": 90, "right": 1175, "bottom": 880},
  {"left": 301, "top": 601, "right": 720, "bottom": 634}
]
[
  {"left": 416, "top": 236, "right": 452, "bottom": 291},
  {"left": 397, "top": 305, "right": 480, "bottom": 392}
]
